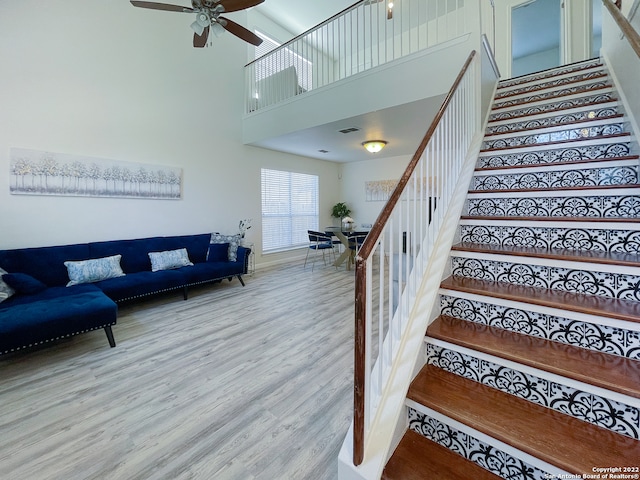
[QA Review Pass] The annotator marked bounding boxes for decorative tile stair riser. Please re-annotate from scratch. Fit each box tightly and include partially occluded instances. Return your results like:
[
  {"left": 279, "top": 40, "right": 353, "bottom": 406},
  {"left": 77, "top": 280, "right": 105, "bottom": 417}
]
[
  {"left": 492, "top": 81, "right": 610, "bottom": 111},
  {"left": 439, "top": 295, "right": 640, "bottom": 360},
  {"left": 497, "top": 59, "right": 602, "bottom": 90},
  {"left": 481, "top": 123, "right": 625, "bottom": 150},
  {"left": 489, "top": 92, "right": 615, "bottom": 121},
  {"left": 465, "top": 194, "right": 640, "bottom": 218},
  {"left": 477, "top": 141, "right": 632, "bottom": 169},
  {"left": 458, "top": 224, "right": 640, "bottom": 253},
  {"left": 494, "top": 71, "right": 608, "bottom": 100},
  {"left": 485, "top": 106, "right": 620, "bottom": 135},
  {"left": 426, "top": 343, "right": 639, "bottom": 439},
  {"left": 471, "top": 164, "right": 638, "bottom": 191}
]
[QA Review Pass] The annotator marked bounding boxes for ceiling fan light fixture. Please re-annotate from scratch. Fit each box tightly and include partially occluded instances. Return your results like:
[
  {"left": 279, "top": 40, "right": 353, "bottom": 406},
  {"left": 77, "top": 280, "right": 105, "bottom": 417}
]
[
  {"left": 196, "top": 12, "right": 211, "bottom": 26},
  {"left": 211, "top": 20, "right": 225, "bottom": 36},
  {"left": 190, "top": 19, "right": 205, "bottom": 35},
  {"left": 190, "top": 12, "right": 210, "bottom": 35},
  {"left": 362, "top": 140, "right": 387, "bottom": 153}
]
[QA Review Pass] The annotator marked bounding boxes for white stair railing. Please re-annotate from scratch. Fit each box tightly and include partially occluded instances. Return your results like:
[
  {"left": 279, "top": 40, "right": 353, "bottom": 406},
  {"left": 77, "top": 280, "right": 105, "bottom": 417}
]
[
  {"left": 351, "top": 49, "right": 480, "bottom": 470},
  {"left": 244, "top": 0, "right": 469, "bottom": 113}
]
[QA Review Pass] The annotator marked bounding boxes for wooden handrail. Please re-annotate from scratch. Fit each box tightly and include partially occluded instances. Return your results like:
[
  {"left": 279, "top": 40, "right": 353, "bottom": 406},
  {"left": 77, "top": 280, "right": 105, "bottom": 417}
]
[
  {"left": 603, "top": 0, "right": 640, "bottom": 59},
  {"left": 352, "top": 49, "right": 477, "bottom": 467}
]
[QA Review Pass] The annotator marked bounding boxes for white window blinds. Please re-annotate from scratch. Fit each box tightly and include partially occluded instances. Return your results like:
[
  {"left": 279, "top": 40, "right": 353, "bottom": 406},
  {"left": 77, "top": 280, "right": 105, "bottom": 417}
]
[{"left": 261, "top": 168, "right": 319, "bottom": 252}]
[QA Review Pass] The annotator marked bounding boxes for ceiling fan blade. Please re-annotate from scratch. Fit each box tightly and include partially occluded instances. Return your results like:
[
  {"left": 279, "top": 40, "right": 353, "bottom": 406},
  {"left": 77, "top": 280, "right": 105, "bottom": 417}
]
[
  {"left": 130, "top": 1, "right": 194, "bottom": 13},
  {"left": 218, "top": 0, "right": 264, "bottom": 13},
  {"left": 193, "top": 25, "right": 210, "bottom": 47},
  {"left": 218, "top": 17, "right": 262, "bottom": 45}
]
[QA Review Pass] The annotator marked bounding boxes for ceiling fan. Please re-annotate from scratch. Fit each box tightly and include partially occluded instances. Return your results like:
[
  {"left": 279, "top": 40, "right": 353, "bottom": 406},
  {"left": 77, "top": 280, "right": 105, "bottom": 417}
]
[{"left": 130, "top": 0, "right": 264, "bottom": 47}]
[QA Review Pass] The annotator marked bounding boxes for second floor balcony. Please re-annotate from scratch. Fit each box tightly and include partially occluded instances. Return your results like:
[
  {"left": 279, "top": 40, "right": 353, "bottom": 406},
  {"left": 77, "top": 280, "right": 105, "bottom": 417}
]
[{"left": 242, "top": 0, "right": 482, "bottom": 161}]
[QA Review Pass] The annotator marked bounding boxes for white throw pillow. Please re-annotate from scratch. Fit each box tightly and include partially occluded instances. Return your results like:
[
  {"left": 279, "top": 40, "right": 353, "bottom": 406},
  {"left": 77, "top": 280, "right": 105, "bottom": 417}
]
[
  {"left": 148, "top": 248, "right": 193, "bottom": 272},
  {"left": 65, "top": 255, "right": 125, "bottom": 287}
]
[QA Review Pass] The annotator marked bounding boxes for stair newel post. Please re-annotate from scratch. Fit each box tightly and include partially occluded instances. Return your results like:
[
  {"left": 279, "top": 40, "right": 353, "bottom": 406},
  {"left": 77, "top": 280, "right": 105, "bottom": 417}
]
[{"left": 353, "top": 255, "right": 367, "bottom": 466}]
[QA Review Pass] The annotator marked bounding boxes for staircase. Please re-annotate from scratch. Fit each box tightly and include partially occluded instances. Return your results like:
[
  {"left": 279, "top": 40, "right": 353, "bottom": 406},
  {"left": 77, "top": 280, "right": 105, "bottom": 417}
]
[{"left": 382, "top": 59, "right": 640, "bottom": 479}]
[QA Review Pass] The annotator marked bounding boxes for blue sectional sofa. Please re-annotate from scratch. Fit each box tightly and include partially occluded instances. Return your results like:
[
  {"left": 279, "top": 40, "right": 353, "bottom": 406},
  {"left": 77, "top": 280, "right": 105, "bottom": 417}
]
[{"left": 0, "top": 233, "right": 250, "bottom": 355}]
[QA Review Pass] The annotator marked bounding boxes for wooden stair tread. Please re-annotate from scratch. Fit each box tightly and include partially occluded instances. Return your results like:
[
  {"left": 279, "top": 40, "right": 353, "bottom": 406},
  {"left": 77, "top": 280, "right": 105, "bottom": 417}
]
[
  {"left": 468, "top": 183, "right": 640, "bottom": 195},
  {"left": 480, "top": 132, "right": 630, "bottom": 153},
  {"left": 428, "top": 315, "right": 640, "bottom": 399},
  {"left": 484, "top": 113, "right": 623, "bottom": 137},
  {"left": 475, "top": 155, "right": 640, "bottom": 171},
  {"left": 408, "top": 365, "right": 640, "bottom": 474},
  {"left": 439, "top": 276, "right": 640, "bottom": 324},
  {"left": 451, "top": 242, "right": 640, "bottom": 267},
  {"left": 460, "top": 215, "right": 640, "bottom": 223},
  {"left": 382, "top": 429, "right": 503, "bottom": 480}
]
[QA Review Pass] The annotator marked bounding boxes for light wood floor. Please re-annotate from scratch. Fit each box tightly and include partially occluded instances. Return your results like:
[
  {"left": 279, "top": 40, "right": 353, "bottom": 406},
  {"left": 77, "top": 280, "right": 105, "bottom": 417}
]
[{"left": 0, "top": 257, "right": 356, "bottom": 480}]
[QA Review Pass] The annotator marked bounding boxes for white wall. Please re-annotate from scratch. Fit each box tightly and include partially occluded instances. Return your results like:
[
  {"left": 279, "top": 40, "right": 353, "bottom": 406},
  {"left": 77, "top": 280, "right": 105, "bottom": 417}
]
[
  {"left": 0, "top": 0, "right": 340, "bottom": 268},
  {"left": 248, "top": 8, "right": 297, "bottom": 45},
  {"left": 339, "top": 154, "right": 411, "bottom": 228}
]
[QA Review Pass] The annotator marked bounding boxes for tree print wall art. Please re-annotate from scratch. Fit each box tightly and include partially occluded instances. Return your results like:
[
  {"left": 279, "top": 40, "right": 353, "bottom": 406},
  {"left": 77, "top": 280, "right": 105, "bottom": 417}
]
[
  {"left": 9, "top": 148, "right": 182, "bottom": 199},
  {"left": 365, "top": 179, "right": 397, "bottom": 202},
  {"left": 365, "top": 177, "right": 439, "bottom": 202}
]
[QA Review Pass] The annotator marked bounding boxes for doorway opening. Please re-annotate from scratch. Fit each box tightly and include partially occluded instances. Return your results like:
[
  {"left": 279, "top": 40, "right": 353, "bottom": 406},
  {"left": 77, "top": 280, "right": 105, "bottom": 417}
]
[{"left": 511, "top": 0, "right": 561, "bottom": 77}]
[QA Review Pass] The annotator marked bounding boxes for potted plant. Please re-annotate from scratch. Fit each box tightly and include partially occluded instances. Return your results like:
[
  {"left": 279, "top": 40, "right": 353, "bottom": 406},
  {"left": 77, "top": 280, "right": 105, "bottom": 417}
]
[{"left": 331, "top": 202, "right": 351, "bottom": 223}]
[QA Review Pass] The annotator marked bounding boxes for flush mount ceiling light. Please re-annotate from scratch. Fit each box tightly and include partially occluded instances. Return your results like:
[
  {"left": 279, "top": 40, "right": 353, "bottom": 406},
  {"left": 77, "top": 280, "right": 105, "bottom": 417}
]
[{"left": 362, "top": 140, "right": 388, "bottom": 153}]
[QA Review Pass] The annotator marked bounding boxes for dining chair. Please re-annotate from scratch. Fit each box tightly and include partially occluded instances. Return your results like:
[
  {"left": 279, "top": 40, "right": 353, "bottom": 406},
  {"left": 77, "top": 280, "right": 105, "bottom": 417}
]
[
  {"left": 304, "top": 230, "right": 336, "bottom": 271},
  {"left": 324, "top": 228, "right": 343, "bottom": 252}
]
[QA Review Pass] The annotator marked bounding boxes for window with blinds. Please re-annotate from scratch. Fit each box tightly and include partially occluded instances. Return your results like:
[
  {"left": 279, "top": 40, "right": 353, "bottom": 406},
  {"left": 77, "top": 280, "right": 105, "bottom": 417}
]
[
  {"left": 261, "top": 168, "right": 319, "bottom": 252},
  {"left": 254, "top": 30, "right": 313, "bottom": 92}
]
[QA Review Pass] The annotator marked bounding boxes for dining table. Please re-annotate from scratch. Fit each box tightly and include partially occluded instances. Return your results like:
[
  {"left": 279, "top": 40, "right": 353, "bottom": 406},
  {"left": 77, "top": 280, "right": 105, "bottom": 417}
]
[{"left": 325, "top": 226, "right": 370, "bottom": 270}]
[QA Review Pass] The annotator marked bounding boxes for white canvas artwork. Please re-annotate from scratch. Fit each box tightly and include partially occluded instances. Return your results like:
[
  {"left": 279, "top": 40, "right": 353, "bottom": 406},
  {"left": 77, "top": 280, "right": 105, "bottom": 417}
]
[
  {"left": 365, "top": 179, "right": 397, "bottom": 202},
  {"left": 365, "top": 177, "right": 440, "bottom": 202},
  {"left": 9, "top": 148, "right": 182, "bottom": 199}
]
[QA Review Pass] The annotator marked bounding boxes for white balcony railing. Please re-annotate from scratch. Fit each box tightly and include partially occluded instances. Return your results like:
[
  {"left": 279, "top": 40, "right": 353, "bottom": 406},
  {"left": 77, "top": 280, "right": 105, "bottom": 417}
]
[{"left": 244, "top": 0, "right": 470, "bottom": 113}]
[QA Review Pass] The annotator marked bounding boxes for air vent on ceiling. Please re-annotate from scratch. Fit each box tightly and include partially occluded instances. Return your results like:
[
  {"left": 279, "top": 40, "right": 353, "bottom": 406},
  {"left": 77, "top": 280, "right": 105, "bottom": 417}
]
[
  {"left": 338, "top": 127, "right": 360, "bottom": 134},
  {"left": 318, "top": 149, "right": 330, "bottom": 154}
]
